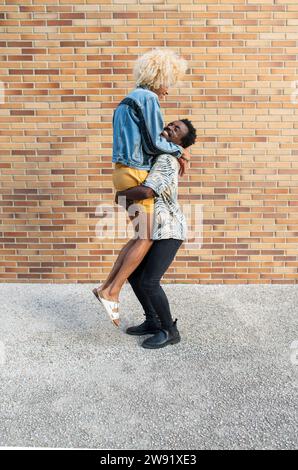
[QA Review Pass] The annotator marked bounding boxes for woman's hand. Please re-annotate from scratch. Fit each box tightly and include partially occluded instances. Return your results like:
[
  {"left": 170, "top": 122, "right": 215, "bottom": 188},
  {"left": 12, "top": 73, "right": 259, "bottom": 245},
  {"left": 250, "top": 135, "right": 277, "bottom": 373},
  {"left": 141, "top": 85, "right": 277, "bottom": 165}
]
[
  {"left": 177, "top": 157, "right": 187, "bottom": 177},
  {"left": 181, "top": 147, "right": 191, "bottom": 161}
]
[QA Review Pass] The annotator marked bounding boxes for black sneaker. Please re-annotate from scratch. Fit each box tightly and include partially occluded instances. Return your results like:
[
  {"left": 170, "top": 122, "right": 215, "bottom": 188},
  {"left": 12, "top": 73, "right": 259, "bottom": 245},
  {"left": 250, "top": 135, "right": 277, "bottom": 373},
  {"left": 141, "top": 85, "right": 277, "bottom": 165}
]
[
  {"left": 126, "top": 320, "right": 161, "bottom": 336},
  {"left": 141, "top": 319, "right": 181, "bottom": 349}
]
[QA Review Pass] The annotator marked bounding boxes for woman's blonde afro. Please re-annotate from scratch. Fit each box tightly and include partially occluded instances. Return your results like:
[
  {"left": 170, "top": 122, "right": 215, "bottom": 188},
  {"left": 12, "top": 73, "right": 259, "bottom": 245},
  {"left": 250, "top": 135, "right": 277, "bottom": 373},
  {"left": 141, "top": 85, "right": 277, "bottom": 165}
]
[{"left": 133, "top": 48, "right": 188, "bottom": 89}]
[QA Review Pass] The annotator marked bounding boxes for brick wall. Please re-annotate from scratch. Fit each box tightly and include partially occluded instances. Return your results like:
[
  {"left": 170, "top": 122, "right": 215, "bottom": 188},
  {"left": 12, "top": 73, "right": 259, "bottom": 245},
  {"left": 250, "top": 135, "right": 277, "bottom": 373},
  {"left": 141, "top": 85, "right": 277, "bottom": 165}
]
[{"left": 0, "top": 0, "right": 298, "bottom": 284}]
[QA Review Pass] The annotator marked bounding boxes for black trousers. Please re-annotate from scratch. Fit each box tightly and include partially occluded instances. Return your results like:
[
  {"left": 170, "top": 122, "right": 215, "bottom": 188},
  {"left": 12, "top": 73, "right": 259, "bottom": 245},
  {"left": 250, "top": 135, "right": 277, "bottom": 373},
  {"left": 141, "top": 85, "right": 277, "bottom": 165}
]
[{"left": 127, "top": 238, "right": 183, "bottom": 329}]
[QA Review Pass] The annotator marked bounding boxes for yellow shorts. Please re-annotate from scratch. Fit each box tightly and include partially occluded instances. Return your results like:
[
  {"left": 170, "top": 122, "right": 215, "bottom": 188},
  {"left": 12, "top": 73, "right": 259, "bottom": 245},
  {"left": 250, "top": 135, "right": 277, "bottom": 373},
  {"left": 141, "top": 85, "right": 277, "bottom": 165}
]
[{"left": 112, "top": 163, "right": 154, "bottom": 214}]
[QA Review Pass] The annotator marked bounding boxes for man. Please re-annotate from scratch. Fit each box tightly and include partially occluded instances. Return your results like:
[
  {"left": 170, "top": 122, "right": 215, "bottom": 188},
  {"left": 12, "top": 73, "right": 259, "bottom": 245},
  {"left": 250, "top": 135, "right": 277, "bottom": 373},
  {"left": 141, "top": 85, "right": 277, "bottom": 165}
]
[{"left": 115, "top": 119, "right": 197, "bottom": 349}]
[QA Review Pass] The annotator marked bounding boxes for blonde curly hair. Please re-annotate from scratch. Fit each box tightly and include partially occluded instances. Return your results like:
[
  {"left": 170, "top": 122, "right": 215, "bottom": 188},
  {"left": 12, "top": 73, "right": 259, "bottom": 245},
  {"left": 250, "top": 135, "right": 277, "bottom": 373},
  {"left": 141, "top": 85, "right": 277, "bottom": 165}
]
[{"left": 133, "top": 48, "right": 188, "bottom": 90}]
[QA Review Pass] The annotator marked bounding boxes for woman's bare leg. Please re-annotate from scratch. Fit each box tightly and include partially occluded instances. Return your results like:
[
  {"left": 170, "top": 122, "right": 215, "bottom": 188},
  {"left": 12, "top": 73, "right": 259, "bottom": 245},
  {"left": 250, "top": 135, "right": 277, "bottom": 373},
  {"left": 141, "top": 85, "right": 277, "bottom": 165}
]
[
  {"left": 99, "top": 238, "right": 136, "bottom": 291},
  {"left": 100, "top": 239, "right": 153, "bottom": 301},
  {"left": 99, "top": 209, "right": 153, "bottom": 302},
  {"left": 96, "top": 209, "right": 142, "bottom": 291}
]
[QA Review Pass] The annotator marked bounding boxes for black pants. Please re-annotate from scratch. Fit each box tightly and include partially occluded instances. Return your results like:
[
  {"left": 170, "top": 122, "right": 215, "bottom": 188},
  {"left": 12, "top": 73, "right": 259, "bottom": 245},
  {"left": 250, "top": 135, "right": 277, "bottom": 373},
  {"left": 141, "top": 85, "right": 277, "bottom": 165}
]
[{"left": 128, "top": 238, "right": 183, "bottom": 329}]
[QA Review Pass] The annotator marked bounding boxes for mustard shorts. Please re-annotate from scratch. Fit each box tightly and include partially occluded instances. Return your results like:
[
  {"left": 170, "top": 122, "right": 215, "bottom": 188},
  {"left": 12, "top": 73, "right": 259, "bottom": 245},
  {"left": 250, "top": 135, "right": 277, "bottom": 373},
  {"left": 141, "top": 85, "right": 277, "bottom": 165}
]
[{"left": 112, "top": 163, "right": 154, "bottom": 214}]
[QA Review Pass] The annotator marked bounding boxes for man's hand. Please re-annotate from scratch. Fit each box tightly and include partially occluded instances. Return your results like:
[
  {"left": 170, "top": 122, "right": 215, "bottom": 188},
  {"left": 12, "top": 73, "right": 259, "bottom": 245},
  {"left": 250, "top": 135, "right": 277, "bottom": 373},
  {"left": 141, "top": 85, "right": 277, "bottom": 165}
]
[
  {"left": 115, "top": 191, "right": 133, "bottom": 210},
  {"left": 115, "top": 191, "right": 120, "bottom": 205},
  {"left": 115, "top": 191, "right": 123, "bottom": 206}
]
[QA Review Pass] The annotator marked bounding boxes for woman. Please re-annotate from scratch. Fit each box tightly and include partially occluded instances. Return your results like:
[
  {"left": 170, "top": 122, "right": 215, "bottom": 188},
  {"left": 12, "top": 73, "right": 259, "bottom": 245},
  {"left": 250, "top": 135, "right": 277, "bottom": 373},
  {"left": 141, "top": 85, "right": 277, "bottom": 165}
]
[{"left": 92, "top": 49, "right": 190, "bottom": 327}]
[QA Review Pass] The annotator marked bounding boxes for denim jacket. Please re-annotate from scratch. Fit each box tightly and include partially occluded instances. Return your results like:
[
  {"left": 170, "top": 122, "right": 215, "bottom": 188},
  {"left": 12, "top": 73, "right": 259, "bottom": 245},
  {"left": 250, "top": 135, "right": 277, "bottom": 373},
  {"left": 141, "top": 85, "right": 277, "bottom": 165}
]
[{"left": 112, "top": 86, "right": 183, "bottom": 170}]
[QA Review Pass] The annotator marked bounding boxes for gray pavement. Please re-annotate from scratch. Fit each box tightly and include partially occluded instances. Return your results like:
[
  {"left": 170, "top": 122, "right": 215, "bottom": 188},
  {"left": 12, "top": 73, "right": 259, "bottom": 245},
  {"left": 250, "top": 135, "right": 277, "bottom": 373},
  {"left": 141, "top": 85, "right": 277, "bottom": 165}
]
[{"left": 0, "top": 283, "right": 297, "bottom": 449}]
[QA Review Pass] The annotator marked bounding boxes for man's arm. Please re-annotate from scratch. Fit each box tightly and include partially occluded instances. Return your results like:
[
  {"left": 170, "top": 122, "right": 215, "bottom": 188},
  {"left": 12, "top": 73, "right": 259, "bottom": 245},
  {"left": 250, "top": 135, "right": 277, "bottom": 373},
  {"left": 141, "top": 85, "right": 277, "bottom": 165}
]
[
  {"left": 115, "top": 185, "right": 155, "bottom": 205},
  {"left": 115, "top": 154, "right": 179, "bottom": 208}
]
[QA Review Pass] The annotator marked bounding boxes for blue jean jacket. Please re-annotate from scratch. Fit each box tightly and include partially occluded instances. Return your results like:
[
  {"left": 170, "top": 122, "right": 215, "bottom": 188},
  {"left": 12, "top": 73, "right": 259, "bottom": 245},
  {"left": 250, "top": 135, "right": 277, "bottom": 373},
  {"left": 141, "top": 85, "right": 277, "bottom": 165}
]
[{"left": 112, "top": 86, "right": 183, "bottom": 170}]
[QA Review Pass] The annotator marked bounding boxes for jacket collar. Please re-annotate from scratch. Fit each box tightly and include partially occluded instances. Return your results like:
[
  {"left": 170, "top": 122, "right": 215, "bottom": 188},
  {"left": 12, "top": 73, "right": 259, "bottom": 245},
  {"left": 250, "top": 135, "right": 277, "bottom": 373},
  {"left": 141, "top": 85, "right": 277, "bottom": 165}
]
[{"left": 136, "top": 85, "right": 160, "bottom": 105}]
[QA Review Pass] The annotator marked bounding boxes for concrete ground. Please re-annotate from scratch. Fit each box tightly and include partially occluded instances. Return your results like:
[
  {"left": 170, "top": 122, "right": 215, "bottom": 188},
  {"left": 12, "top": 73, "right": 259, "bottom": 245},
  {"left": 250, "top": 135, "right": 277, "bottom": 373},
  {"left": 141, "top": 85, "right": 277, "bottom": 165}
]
[{"left": 0, "top": 283, "right": 297, "bottom": 450}]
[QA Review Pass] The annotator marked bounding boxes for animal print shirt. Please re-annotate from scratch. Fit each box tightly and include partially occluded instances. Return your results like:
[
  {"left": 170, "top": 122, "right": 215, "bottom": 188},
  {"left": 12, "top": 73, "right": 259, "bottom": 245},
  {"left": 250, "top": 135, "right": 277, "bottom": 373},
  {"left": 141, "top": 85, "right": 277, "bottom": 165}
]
[{"left": 142, "top": 154, "right": 187, "bottom": 241}]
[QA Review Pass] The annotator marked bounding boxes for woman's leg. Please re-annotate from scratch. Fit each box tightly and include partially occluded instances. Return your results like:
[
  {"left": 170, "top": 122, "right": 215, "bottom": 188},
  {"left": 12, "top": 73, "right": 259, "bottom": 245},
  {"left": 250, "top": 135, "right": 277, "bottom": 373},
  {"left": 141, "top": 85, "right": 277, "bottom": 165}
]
[
  {"left": 100, "top": 241, "right": 153, "bottom": 301},
  {"left": 99, "top": 209, "right": 153, "bottom": 302},
  {"left": 97, "top": 203, "right": 152, "bottom": 289},
  {"left": 98, "top": 238, "right": 136, "bottom": 291},
  {"left": 98, "top": 164, "right": 151, "bottom": 292}
]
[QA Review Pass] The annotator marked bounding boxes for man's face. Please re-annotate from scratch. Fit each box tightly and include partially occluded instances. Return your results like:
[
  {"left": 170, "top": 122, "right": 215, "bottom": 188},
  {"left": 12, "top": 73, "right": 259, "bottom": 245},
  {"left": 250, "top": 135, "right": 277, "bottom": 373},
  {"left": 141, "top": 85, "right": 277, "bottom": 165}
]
[{"left": 161, "top": 120, "right": 189, "bottom": 146}]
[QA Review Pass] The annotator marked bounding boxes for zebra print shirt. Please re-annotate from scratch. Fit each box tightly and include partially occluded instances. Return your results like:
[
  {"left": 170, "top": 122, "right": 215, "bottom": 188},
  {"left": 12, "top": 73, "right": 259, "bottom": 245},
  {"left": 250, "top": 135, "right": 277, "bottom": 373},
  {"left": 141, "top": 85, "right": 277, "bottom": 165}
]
[{"left": 142, "top": 154, "right": 187, "bottom": 241}]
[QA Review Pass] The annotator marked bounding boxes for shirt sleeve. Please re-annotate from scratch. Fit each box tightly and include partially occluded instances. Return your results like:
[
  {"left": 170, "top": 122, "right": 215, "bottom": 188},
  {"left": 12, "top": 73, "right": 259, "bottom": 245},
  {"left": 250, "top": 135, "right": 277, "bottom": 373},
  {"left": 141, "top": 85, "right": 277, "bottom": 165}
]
[
  {"left": 142, "top": 154, "right": 177, "bottom": 196},
  {"left": 140, "top": 96, "right": 183, "bottom": 158}
]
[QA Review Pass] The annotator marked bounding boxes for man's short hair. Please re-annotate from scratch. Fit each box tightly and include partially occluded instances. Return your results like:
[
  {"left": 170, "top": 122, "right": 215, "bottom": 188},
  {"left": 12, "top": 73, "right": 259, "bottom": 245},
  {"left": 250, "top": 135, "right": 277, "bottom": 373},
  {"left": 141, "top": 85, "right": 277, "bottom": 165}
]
[{"left": 180, "top": 119, "right": 197, "bottom": 148}]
